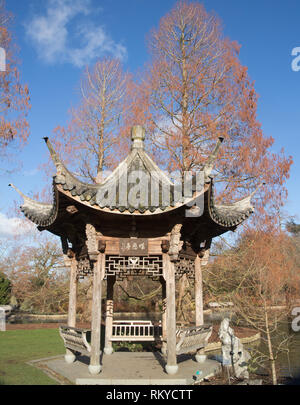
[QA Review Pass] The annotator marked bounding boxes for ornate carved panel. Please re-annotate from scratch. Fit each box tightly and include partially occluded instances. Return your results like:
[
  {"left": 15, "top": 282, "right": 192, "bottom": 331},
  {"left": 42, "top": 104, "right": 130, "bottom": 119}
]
[
  {"left": 174, "top": 256, "right": 195, "bottom": 279},
  {"left": 77, "top": 257, "right": 93, "bottom": 279},
  {"left": 105, "top": 254, "right": 195, "bottom": 280},
  {"left": 105, "top": 255, "right": 163, "bottom": 280}
]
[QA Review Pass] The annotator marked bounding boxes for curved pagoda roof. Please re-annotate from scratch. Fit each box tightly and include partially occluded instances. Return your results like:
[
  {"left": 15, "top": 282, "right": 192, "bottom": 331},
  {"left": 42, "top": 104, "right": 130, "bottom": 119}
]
[{"left": 10, "top": 126, "right": 259, "bottom": 240}]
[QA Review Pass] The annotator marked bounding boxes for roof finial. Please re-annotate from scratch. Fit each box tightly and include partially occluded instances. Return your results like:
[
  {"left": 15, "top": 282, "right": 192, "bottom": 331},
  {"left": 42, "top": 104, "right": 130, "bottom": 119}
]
[
  {"left": 204, "top": 136, "right": 224, "bottom": 181},
  {"left": 43, "top": 137, "right": 64, "bottom": 172},
  {"left": 8, "top": 183, "right": 27, "bottom": 201},
  {"left": 131, "top": 125, "right": 145, "bottom": 150}
]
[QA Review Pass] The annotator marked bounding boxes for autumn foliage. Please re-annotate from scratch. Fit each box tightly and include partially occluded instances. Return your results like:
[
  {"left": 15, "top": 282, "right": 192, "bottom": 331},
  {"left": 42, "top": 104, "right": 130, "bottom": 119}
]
[
  {"left": 204, "top": 226, "right": 300, "bottom": 384},
  {"left": 132, "top": 1, "right": 292, "bottom": 223},
  {"left": 0, "top": 0, "right": 30, "bottom": 158},
  {"left": 205, "top": 226, "right": 299, "bottom": 303},
  {"left": 42, "top": 1, "right": 293, "bottom": 230}
]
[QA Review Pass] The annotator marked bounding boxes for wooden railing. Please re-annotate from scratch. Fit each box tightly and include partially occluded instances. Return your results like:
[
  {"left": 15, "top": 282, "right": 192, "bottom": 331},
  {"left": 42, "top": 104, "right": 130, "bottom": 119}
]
[{"left": 111, "top": 320, "right": 162, "bottom": 342}]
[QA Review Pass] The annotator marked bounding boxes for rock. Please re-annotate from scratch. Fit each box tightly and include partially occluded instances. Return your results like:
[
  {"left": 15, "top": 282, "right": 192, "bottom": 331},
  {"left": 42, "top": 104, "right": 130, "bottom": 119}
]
[{"left": 218, "top": 318, "right": 251, "bottom": 379}]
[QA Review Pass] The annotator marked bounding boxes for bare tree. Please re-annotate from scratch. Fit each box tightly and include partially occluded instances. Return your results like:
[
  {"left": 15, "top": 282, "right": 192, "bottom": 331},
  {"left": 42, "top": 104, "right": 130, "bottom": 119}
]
[{"left": 52, "top": 57, "right": 132, "bottom": 183}]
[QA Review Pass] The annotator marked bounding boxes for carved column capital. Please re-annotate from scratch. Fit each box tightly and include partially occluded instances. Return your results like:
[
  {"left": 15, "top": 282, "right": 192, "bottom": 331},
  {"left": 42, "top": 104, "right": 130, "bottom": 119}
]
[
  {"left": 168, "top": 224, "right": 183, "bottom": 262},
  {"left": 86, "top": 224, "right": 99, "bottom": 262}
]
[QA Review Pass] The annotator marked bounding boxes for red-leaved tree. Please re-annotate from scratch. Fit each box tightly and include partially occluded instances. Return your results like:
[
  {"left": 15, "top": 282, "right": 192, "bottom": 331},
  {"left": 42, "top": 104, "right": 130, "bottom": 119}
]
[
  {"left": 132, "top": 0, "right": 292, "bottom": 222},
  {"left": 0, "top": 0, "right": 30, "bottom": 163}
]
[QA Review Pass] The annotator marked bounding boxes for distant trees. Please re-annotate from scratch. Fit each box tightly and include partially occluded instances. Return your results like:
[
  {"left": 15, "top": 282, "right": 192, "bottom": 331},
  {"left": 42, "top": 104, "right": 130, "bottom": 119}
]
[
  {"left": 204, "top": 228, "right": 300, "bottom": 384},
  {"left": 2, "top": 238, "right": 68, "bottom": 313},
  {"left": 0, "top": 0, "right": 30, "bottom": 162},
  {"left": 0, "top": 271, "right": 11, "bottom": 304}
]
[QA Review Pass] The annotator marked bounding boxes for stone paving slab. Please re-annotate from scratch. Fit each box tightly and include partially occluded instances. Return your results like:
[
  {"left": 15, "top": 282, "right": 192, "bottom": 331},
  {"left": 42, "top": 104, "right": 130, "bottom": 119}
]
[{"left": 35, "top": 352, "right": 221, "bottom": 385}]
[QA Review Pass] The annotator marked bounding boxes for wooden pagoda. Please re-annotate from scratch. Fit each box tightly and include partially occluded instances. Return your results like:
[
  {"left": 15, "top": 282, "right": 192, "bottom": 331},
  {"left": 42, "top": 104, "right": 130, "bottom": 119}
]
[{"left": 10, "top": 125, "right": 256, "bottom": 375}]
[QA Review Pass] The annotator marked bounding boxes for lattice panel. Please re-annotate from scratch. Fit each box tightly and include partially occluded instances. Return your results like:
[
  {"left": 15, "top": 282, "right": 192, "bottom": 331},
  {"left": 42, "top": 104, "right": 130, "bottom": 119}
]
[
  {"left": 105, "top": 255, "right": 163, "bottom": 280},
  {"left": 77, "top": 257, "right": 93, "bottom": 279},
  {"left": 175, "top": 256, "right": 195, "bottom": 279}
]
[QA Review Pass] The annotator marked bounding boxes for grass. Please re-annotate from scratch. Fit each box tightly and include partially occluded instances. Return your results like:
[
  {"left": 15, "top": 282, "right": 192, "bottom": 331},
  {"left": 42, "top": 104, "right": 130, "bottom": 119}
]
[{"left": 0, "top": 329, "right": 65, "bottom": 385}]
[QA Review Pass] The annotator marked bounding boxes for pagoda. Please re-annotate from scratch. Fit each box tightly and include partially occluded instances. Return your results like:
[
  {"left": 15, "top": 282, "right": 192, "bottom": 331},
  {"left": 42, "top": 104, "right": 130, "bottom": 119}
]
[{"left": 10, "top": 125, "right": 256, "bottom": 375}]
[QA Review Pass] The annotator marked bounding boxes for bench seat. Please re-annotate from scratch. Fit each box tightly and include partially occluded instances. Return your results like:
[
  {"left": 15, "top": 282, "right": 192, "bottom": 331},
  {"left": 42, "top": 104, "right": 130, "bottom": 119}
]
[{"left": 59, "top": 322, "right": 212, "bottom": 356}]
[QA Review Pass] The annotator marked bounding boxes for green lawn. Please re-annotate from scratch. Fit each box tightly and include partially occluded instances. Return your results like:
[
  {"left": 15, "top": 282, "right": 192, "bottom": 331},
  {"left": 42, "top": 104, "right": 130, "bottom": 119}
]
[{"left": 0, "top": 328, "right": 65, "bottom": 385}]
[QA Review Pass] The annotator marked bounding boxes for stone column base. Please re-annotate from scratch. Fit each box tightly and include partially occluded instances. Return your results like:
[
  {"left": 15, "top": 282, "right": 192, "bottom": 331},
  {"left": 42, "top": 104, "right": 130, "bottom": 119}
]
[
  {"left": 195, "top": 354, "right": 207, "bottom": 363},
  {"left": 88, "top": 364, "right": 102, "bottom": 375},
  {"left": 64, "top": 350, "right": 76, "bottom": 364},
  {"left": 104, "top": 346, "right": 114, "bottom": 355},
  {"left": 165, "top": 364, "right": 178, "bottom": 375}
]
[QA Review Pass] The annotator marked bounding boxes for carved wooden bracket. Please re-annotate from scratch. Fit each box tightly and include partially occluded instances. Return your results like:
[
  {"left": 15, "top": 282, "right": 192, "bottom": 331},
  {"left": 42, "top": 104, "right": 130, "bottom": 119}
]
[
  {"left": 169, "top": 224, "right": 183, "bottom": 262},
  {"left": 86, "top": 224, "right": 106, "bottom": 261},
  {"left": 98, "top": 239, "right": 106, "bottom": 253},
  {"left": 161, "top": 240, "right": 170, "bottom": 253},
  {"left": 86, "top": 224, "right": 99, "bottom": 262},
  {"left": 66, "top": 205, "right": 79, "bottom": 215},
  {"left": 67, "top": 248, "right": 75, "bottom": 259}
]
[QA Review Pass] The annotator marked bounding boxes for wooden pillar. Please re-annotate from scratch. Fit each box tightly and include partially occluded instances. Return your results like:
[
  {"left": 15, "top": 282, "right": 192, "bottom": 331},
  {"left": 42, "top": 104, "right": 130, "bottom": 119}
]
[
  {"left": 195, "top": 254, "right": 204, "bottom": 326},
  {"left": 160, "top": 276, "right": 167, "bottom": 355},
  {"left": 64, "top": 253, "right": 78, "bottom": 364},
  {"left": 164, "top": 253, "right": 178, "bottom": 375},
  {"left": 104, "top": 275, "right": 116, "bottom": 355},
  {"left": 88, "top": 253, "right": 104, "bottom": 375},
  {"left": 195, "top": 254, "right": 207, "bottom": 363},
  {"left": 68, "top": 256, "right": 78, "bottom": 327}
]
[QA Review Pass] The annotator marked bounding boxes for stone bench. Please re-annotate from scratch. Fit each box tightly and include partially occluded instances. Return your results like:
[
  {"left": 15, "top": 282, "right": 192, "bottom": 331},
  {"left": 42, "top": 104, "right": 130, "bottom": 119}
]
[{"left": 59, "top": 325, "right": 91, "bottom": 355}]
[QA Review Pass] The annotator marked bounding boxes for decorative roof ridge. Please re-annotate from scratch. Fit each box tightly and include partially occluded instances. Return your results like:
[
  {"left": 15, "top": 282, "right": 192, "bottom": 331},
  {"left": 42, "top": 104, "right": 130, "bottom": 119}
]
[
  {"left": 9, "top": 183, "right": 52, "bottom": 207},
  {"left": 135, "top": 148, "right": 174, "bottom": 186},
  {"left": 208, "top": 180, "right": 264, "bottom": 228},
  {"left": 43, "top": 137, "right": 99, "bottom": 189},
  {"left": 98, "top": 126, "right": 173, "bottom": 188},
  {"left": 9, "top": 182, "right": 59, "bottom": 227},
  {"left": 215, "top": 182, "right": 265, "bottom": 210},
  {"left": 97, "top": 148, "right": 139, "bottom": 187}
]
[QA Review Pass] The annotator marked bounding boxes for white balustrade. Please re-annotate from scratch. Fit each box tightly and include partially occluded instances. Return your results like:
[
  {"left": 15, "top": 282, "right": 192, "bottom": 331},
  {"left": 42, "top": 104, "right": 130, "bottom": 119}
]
[{"left": 111, "top": 320, "right": 162, "bottom": 341}]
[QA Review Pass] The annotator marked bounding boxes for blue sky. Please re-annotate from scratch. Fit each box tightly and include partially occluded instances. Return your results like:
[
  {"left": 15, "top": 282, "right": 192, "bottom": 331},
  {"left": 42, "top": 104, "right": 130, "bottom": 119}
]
[{"left": 1, "top": 0, "right": 300, "bottom": 234}]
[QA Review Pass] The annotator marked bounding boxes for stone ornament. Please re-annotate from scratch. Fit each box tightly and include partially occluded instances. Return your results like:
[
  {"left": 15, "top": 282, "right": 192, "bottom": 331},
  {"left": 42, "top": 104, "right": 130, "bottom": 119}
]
[{"left": 218, "top": 318, "right": 250, "bottom": 380}]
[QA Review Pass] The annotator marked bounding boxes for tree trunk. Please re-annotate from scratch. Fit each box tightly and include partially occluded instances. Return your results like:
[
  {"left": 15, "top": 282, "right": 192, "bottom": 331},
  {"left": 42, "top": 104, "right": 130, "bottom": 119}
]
[{"left": 265, "top": 305, "right": 277, "bottom": 385}]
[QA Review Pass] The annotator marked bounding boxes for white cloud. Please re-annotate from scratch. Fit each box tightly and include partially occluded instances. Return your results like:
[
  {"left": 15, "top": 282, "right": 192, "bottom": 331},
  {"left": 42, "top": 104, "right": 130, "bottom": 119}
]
[
  {"left": 25, "top": 0, "right": 127, "bottom": 68},
  {"left": 0, "top": 213, "right": 34, "bottom": 237}
]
